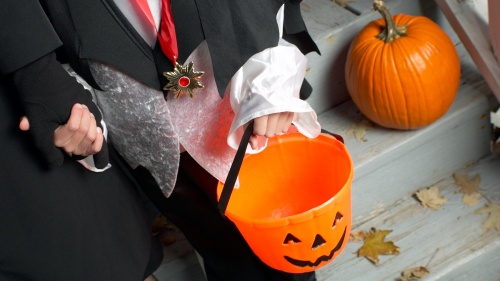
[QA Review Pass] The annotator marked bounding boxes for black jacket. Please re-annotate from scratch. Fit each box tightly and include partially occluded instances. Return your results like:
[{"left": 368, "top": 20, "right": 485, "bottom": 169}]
[
  {"left": 0, "top": 2, "right": 161, "bottom": 279},
  {"left": 38, "top": 0, "right": 319, "bottom": 96}
]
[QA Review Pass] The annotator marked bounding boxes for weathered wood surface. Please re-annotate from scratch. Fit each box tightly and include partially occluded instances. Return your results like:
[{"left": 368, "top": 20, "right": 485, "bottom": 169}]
[
  {"left": 436, "top": 0, "right": 500, "bottom": 103},
  {"left": 317, "top": 154, "right": 500, "bottom": 281},
  {"left": 318, "top": 40, "right": 496, "bottom": 223},
  {"left": 152, "top": 230, "right": 205, "bottom": 281}
]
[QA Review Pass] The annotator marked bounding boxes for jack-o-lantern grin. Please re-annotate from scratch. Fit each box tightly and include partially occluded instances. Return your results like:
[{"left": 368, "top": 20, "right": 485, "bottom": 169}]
[{"left": 284, "top": 227, "right": 347, "bottom": 268}]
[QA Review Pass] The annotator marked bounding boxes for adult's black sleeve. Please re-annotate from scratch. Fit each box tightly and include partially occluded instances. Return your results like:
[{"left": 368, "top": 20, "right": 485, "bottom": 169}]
[
  {"left": 0, "top": 0, "right": 109, "bottom": 168},
  {"left": 0, "top": 0, "right": 62, "bottom": 74},
  {"left": 12, "top": 52, "right": 109, "bottom": 169}
]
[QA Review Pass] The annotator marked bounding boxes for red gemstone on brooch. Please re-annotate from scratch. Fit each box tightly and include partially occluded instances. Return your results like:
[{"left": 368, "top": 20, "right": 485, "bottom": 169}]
[
  {"left": 163, "top": 62, "right": 204, "bottom": 98},
  {"left": 179, "top": 76, "right": 190, "bottom": 87}
]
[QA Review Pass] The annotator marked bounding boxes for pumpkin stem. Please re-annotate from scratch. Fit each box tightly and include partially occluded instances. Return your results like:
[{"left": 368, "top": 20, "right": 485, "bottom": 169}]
[{"left": 373, "top": 0, "right": 407, "bottom": 43}]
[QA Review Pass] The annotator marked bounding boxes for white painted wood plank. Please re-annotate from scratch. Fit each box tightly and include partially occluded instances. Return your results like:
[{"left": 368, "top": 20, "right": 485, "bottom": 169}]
[
  {"left": 153, "top": 229, "right": 205, "bottom": 281},
  {"left": 346, "top": 0, "right": 399, "bottom": 16},
  {"left": 436, "top": 0, "right": 500, "bottom": 102},
  {"left": 154, "top": 253, "right": 204, "bottom": 281},
  {"left": 316, "top": 154, "right": 500, "bottom": 281},
  {"left": 301, "top": 0, "right": 358, "bottom": 39}
]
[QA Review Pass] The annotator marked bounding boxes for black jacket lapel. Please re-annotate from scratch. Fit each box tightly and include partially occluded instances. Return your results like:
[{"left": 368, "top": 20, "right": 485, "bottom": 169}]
[
  {"left": 100, "top": 0, "right": 155, "bottom": 62},
  {"left": 60, "top": 0, "right": 160, "bottom": 89}
]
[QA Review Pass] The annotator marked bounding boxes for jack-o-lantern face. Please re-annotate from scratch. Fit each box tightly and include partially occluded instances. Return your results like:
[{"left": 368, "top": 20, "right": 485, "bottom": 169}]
[
  {"left": 216, "top": 132, "right": 353, "bottom": 273},
  {"left": 282, "top": 212, "right": 347, "bottom": 268}
]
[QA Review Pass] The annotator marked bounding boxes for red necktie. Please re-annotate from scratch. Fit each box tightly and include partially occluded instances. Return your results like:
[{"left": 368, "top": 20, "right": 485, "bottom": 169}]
[
  {"left": 134, "top": 0, "right": 204, "bottom": 98},
  {"left": 135, "top": 0, "right": 178, "bottom": 65}
]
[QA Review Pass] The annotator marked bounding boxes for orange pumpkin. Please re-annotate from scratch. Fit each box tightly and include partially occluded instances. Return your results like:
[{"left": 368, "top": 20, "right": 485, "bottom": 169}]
[{"left": 345, "top": 0, "right": 460, "bottom": 130}]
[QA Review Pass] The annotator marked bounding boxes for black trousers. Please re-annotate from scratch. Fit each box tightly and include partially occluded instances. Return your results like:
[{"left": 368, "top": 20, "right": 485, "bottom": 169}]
[{"left": 134, "top": 153, "right": 316, "bottom": 281}]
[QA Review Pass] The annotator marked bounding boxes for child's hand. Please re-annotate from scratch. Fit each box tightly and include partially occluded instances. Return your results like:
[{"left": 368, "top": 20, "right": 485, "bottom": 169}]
[
  {"left": 19, "top": 103, "right": 105, "bottom": 160},
  {"left": 53, "top": 103, "right": 104, "bottom": 158},
  {"left": 250, "top": 112, "right": 295, "bottom": 150},
  {"left": 13, "top": 52, "right": 109, "bottom": 169}
]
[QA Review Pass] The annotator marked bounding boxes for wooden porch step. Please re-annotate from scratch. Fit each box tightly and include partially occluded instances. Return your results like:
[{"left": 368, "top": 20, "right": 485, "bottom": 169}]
[
  {"left": 153, "top": 234, "right": 205, "bottom": 281},
  {"left": 318, "top": 39, "right": 495, "bottom": 223},
  {"left": 317, "top": 153, "right": 500, "bottom": 281},
  {"left": 313, "top": 41, "right": 499, "bottom": 281}
]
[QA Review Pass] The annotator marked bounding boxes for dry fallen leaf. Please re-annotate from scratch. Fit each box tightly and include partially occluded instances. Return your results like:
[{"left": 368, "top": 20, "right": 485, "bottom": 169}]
[
  {"left": 350, "top": 230, "right": 367, "bottom": 242},
  {"left": 151, "top": 213, "right": 170, "bottom": 236},
  {"left": 151, "top": 213, "right": 177, "bottom": 246},
  {"left": 357, "top": 229, "right": 400, "bottom": 264},
  {"left": 158, "top": 235, "right": 177, "bottom": 246},
  {"left": 347, "top": 119, "right": 373, "bottom": 142},
  {"left": 415, "top": 186, "right": 447, "bottom": 210},
  {"left": 462, "top": 193, "right": 481, "bottom": 206},
  {"left": 400, "top": 266, "right": 430, "bottom": 281},
  {"left": 453, "top": 173, "right": 481, "bottom": 195},
  {"left": 474, "top": 203, "right": 500, "bottom": 233}
]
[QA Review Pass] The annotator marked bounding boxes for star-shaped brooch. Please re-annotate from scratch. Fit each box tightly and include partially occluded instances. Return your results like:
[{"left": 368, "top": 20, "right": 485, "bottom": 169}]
[{"left": 163, "top": 62, "right": 204, "bottom": 98}]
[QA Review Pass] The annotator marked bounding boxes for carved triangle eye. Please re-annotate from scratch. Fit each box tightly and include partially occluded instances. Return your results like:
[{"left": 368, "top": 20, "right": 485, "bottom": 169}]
[
  {"left": 312, "top": 234, "right": 326, "bottom": 249},
  {"left": 332, "top": 212, "right": 343, "bottom": 228},
  {"left": 283, "top": 233, "right": 301, "bottom": 244}
]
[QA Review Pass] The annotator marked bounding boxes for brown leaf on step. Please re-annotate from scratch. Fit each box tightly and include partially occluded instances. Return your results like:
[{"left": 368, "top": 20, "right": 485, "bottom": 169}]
[
  {"left": 350, "top": 230, "right": 367, "bottom": 242},
  {"left": 158, "top": 235, "right": 177, "bottom": 246},
  {"left": 151, "top": 213, "right": 178, "bottom": 246},
  {"left": 151, "top": 213, "right": 176, "bottom": 237},
  {"left": 333, "top": 0, "right": 352, "bottom": 8},
  {"left": 347, "top": 119, "right": 373, "bottom": 142},
  {"left": 357, "top": 229, "right": 399, "bottom": 264},
  {"left": 415, "top": 186, "right": 447, "bottom": 210},
  {"left": 474, "top": 203, "right": 500, "bottom": 233},
  {"left": 462, "top": 193, "right": 481, "bottom": 206},
  {"left": 453, "top": 173, "right": 481, "bottom": 195},
  {"left": 400, "top": 266, "right": 430, "bottom": 281}
]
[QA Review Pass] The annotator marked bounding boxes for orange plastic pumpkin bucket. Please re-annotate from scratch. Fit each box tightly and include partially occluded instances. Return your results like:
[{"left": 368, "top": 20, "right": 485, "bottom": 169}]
[{"left": 217, "top": 131, "right": 353, "bottom": 273}]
